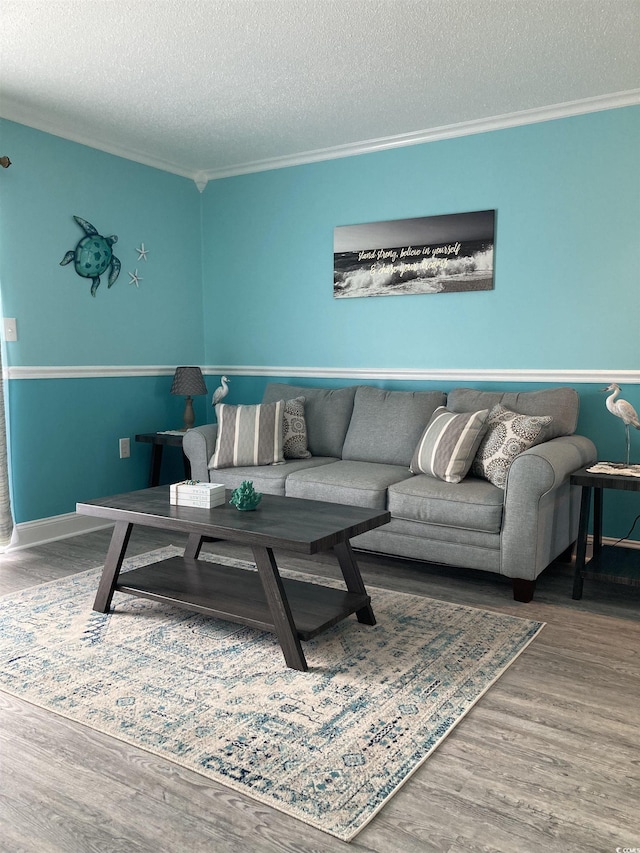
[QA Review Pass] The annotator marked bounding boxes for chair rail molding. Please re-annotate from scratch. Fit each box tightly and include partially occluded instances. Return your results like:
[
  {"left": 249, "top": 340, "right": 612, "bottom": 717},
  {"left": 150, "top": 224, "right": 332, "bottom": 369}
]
[
  {"left": 5, "top": 365, "right": 640, "bottom": 384},
  {"left": 202, "top": 366, "right": 640, "bottom": 384},
  {"left": 4, "top": 365, "right": 177, "bottom": 379}
]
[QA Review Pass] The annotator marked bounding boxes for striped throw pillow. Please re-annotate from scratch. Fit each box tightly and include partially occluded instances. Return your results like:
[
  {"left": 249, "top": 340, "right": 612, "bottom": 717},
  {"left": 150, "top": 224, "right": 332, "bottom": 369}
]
[
  {"left": 209, "top": 401, "right": 285, "bottom": 469},
  {"left": 410, "top": 407, "right": 489, "bottom": 483}
]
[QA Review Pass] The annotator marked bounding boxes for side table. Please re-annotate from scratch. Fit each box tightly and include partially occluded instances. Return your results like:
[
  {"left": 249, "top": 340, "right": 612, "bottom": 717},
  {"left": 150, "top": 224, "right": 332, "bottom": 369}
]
[
  {"left": 135, "top": 432, "right": 191, "bottom": 487},
  {"left": 570, "top": 465, "right": 640, "bottom": 599}
]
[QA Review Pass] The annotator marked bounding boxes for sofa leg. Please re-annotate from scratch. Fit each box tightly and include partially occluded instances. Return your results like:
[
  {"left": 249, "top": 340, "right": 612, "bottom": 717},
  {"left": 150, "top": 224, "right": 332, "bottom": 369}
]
[{"left": 512, "top": 578, "right": 536, "bottom": 602}]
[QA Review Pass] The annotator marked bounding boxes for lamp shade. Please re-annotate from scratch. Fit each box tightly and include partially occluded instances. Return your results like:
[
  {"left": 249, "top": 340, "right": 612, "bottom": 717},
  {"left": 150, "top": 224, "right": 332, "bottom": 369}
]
[{"left": 170, "top": 366, "right": 207, "bottom": 397}]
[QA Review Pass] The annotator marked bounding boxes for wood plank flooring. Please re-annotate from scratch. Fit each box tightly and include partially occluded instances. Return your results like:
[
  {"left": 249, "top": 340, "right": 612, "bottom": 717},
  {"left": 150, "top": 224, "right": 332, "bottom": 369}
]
[{"left": 1, "top": 528, "right": 638, "bottom": 853}]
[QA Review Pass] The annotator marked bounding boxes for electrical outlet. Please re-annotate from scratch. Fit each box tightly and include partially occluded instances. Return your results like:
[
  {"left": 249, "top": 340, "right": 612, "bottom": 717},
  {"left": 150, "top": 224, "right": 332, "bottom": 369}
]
[
  {"left": 3, "top": 318, "right": 17, "bottom": 342},
  {"left": 119, "top": 437, "right": 130, "bottom": 459}
]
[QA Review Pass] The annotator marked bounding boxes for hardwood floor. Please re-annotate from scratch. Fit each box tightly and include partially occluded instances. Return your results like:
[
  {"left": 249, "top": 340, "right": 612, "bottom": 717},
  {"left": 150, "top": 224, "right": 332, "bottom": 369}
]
[{"left": 1, "top": 528, "right": 638, "bottom": 853}]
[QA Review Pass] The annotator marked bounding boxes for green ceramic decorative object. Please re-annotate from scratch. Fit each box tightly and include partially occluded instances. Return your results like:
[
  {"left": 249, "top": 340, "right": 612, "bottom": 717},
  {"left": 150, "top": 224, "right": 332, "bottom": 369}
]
[{"left": 229, "top": 480, "right": 262, "bottom": 511}]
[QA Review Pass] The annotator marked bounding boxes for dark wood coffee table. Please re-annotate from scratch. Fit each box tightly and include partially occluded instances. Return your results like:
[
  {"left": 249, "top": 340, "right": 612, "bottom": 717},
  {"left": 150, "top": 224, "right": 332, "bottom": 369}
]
[{"left": 76, "top": 487, "right": 390, "bottom": 671}]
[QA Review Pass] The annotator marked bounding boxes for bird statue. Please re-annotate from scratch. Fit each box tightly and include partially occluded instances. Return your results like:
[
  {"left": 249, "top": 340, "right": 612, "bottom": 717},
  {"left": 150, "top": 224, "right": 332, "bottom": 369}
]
[
  {"left": 212, "top": 375, "right": 230, "bottom": 407},
  {"left": 602, "top": 383, "right": 640, "bottom": 465}
]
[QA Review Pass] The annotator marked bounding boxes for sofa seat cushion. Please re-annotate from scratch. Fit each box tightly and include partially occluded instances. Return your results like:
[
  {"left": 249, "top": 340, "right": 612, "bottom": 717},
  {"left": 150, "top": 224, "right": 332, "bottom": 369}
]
[
  {"left": 388, "top": 474, "right": 504, "bottom": 534},
  {"left": 285, "top": 461, "right": 412, "bottom": 509},
  {"left": 342, "top": 385, "right": 445, "bottom": 466},
  {"left": 207, "top": 457, "right": 338, "bottom": 497}
]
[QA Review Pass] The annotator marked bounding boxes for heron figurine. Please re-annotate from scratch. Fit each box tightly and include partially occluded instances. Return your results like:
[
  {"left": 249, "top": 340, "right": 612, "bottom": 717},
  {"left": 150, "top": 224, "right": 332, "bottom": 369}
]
[
  {"left": 212, "top": 375, "right": 230, "bottom": 407},
  {"left": 602, "top": 383, "right": 640, "bottom": 465}
]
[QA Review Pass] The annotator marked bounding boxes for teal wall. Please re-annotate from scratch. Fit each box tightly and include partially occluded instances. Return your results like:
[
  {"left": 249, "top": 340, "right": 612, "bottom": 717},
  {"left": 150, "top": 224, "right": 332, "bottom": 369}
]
[
  {"left": 8, "top": 376, "right": 201, "bottom": 520},
  {"left": 201, "top": 108, "right": 639, "bottom": 372},
  {"left": 0, "top": 120, "right": 204, "bottom": 366},
  {"left": 0, "top": 119, "right": 207, "bottom": 522},
  {"left": 200, "top": 106, "right": 640, "bottom": 539},
  {"left": 1, "top": 107, "right": 639, "bottom": 541}
]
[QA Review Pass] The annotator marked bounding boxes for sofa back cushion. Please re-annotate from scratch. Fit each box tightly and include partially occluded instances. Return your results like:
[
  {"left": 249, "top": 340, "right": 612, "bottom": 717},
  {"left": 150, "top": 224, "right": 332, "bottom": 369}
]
[
  {"left": 262, "top": 383, "right": 357, "bottom": 458},
  {"left": 446, "top": 387, "right": 579, "bottom": 440},
  {"left": 342, "top": 386, "right": 446, "bottom": 466}
]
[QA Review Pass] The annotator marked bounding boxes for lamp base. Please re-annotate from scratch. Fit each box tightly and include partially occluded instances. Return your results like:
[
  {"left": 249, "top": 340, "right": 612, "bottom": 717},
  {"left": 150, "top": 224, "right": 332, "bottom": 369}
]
[{"left": 182, "top": 395, "right": 195, "bottom": 431}]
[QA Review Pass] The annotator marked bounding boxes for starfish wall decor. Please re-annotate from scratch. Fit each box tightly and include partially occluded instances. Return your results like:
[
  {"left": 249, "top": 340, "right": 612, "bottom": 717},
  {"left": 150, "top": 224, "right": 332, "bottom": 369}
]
[
  {"left": 128, "top": 269, "right": 143, "bottom": 288},
  {"left": 128, "top": 242, "right": 149, "bottom": 288}
]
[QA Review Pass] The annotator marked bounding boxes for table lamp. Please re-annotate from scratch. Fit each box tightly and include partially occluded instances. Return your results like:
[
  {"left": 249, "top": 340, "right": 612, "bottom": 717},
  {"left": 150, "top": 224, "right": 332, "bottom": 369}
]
[{"left": 170, "top": 366, "right": 208, "bottom": 431}]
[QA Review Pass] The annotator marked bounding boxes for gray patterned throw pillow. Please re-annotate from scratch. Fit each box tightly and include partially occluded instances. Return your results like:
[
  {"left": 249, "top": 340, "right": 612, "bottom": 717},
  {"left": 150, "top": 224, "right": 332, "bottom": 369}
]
[
  {"left": 283, "top": 397, "right": 312, "bottom": 459},
  {"left": 472, "top": 404, "right": 553, "bottom": 488}
]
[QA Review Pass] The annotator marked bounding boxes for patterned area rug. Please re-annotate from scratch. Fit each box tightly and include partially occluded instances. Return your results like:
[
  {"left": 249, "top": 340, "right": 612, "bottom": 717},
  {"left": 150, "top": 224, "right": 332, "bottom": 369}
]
[{"left": 0, "top": 546, "right": 544, "bottom": 841}]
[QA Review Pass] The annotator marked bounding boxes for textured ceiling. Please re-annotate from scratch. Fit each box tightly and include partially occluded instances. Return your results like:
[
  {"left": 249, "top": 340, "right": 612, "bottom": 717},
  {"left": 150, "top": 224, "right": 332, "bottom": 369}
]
[{"left": 1, "top": 0, "right": 639, "bottom": 183}]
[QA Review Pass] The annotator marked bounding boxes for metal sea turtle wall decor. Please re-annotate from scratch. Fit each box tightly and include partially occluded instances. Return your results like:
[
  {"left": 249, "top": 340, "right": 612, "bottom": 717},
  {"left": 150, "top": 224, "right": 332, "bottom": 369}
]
[{"left": 60, "top": 215, "right": 121, "bottom": 296}]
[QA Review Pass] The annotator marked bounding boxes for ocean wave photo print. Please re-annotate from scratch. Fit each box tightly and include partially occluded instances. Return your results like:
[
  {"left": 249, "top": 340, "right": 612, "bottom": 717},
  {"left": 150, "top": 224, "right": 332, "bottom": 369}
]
[{"left": 334, "top": 209, "right": 495, "bottom": 299}]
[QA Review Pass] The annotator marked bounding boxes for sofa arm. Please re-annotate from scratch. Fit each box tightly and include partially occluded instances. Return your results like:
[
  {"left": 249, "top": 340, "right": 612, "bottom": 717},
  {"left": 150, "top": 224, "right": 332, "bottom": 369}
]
[
  {"left": 508, "top": 435, "right": 597, "bottom": 493},
  {"left": 500, "top": 435, "right": 597, "bottom": 580},
  {"left": 183, "top": 424, "right": 218, "bottom": 482}
]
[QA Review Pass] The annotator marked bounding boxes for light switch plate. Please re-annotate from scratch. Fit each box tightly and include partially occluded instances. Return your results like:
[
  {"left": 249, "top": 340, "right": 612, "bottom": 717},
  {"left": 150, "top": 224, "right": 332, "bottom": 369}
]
[{"left": 3, "top": 318, "right": 17, "bottom": 342}]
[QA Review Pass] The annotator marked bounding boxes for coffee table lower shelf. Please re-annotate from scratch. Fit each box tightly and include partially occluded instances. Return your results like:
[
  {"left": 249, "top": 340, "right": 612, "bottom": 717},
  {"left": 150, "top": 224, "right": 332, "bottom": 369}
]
[{"left": 117, "top": 557, "right": 372, "bottom": 642}]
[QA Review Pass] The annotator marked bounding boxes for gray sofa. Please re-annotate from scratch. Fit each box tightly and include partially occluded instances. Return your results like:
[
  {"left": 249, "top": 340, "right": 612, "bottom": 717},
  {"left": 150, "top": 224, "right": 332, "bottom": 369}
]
[{"left": 183, "top": 382, "right": 597, "bottom": 601}]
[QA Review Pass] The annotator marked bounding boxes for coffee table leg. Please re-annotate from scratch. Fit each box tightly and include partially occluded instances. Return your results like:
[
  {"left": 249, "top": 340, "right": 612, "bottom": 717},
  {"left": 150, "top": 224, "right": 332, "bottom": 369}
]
[
  {"left": 184, "top": 533, "right": 203, "bottom": 560},
  {"left": 333, "top": 541, "right": 376, "bottom": 625},
  {"left": 93, "top": 521, "right": 133, "bottom": 612},
  {"left": 252, "top": 546, "right": 308, "bottom": 672}
]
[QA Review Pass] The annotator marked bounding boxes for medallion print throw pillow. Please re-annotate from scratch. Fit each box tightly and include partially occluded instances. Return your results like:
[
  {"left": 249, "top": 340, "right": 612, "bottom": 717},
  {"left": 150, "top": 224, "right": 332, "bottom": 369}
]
[
  {"left": 283, "top": 397, "right": 312, "bottom": 459},
  {"left": 210, "top": 401, "right": 285, "bottom": 469},
  {"left": 472, "top": 404, "right": 553, "bottom": 488},
  {"left": 410, "top": 407, "right": 489, "bottom": 483}
]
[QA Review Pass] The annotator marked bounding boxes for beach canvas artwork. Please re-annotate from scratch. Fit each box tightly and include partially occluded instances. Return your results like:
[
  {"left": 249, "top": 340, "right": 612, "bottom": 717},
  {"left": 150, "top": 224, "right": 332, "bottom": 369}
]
[{"left": 334, "top": 209, "right": 495, "bottom": 299}]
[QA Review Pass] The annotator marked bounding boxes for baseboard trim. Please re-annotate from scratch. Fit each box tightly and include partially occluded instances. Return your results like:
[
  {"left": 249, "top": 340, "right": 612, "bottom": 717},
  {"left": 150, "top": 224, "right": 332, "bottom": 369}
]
[
  {"left": 595, "top": 535, "right": 640, "bottom": 551},
  {"left": 4, "top": 514, "right": 638, "bottom": 554},
  {"left": 6, "top": 513, "right": 113, "bottom": 552}
]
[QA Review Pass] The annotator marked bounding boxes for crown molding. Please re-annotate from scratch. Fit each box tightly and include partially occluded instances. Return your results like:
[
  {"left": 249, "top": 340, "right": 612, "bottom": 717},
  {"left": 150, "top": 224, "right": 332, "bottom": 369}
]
[
  {"left": 2, "top": 91, "right": 638, "bottom": 188},
  {"left": 0, "top": 98, "right": 198, "bottom": 182},
  {"left": 196, "top": 91, "right": 640, "bottom": 182},
  {"left": 6, "top": 365, "right": 639, "bottom": 384}
]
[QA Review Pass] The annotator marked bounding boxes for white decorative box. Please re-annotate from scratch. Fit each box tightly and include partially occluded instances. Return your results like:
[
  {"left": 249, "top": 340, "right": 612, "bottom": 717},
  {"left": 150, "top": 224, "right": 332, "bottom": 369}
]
[{"left": 169, "top": 481, "right": 225, "bottom": 508}]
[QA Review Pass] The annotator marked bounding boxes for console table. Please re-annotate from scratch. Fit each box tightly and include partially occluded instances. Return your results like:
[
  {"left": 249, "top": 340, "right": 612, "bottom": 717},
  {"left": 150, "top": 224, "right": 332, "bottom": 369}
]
[
  {"left": 135, "top": 432, "right": 191, "bottom": 487},
  {"left": 571, "top": 465, "right": 640, "bottom": 599}
]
